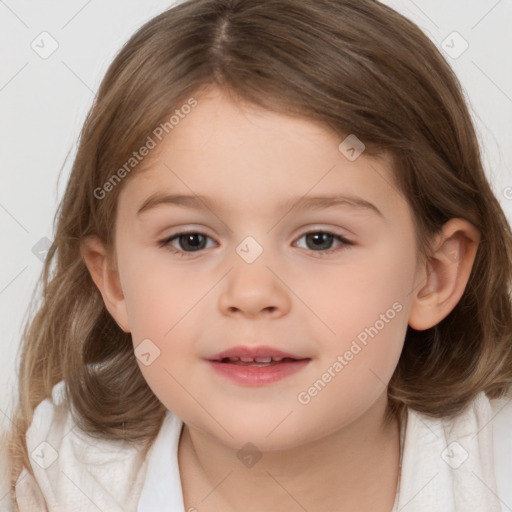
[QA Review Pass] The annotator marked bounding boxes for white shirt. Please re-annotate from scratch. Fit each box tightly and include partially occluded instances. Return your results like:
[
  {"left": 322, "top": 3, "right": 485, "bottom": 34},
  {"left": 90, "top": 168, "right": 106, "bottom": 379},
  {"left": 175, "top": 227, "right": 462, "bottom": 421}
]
[{"left": 2, "top": 380, "right": 511, "bottom": 511}]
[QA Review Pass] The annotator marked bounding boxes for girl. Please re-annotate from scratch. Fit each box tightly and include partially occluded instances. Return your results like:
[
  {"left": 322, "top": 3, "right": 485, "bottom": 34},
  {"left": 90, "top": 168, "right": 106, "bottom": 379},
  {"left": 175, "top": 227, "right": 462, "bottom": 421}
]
[{"left": 2, "top": 0, "right": 512, "bottom": 510}]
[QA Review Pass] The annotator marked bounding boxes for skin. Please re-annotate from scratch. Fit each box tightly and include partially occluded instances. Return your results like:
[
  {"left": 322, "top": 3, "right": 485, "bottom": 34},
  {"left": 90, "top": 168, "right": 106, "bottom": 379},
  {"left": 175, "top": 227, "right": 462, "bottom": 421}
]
[{"left": 82, "top": 85, "right": 480, "bottom": 512}]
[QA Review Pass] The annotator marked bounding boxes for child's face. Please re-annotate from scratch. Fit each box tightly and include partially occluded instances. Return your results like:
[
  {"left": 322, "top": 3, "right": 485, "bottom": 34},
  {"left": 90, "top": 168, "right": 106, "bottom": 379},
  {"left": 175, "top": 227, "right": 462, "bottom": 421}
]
[{"left": 112, "top": 86, "right": 422, "bottom": 449}]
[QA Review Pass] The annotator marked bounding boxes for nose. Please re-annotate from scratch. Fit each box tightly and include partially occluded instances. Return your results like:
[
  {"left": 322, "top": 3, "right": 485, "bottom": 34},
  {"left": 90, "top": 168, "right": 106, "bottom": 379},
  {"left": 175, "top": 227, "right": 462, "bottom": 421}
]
[{"left": 218, "top": 259, "right": 291, "bottom": 319}]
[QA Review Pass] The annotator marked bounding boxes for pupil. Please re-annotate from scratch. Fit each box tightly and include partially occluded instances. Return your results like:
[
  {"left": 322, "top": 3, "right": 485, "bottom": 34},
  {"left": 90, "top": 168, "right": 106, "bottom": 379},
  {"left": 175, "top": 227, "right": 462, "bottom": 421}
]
[
  {"left": 307, "top": 232, "right": 333, "bottom": 250},
  {"left": 180, "top": 233, "right": 206, "bottom": 251}
]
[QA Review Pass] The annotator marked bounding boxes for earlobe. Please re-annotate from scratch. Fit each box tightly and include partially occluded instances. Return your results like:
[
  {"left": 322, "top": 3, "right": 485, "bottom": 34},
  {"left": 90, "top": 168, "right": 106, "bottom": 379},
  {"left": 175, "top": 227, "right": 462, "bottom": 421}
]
[
  {"left": 408, "top": 219, "right": 480, "bottom": 331},
  {"left": 80, "top": 236, "right": 131, "bottom": 333}
]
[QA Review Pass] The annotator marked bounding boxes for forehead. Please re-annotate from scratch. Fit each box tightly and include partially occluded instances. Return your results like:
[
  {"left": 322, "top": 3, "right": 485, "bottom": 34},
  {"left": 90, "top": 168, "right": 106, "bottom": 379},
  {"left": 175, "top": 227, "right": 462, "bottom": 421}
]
[{"left": 117, "top": 88, "right": 406, "bottom": 220}]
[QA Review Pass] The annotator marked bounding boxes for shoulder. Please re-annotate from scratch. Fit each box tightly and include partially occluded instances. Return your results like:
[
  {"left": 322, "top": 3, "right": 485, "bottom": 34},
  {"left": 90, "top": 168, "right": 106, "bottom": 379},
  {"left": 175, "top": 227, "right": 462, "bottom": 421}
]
[
  {"left": 479, "top": 390, "right": 512, "bottom": 466},
  {"left": 397, "top": 391, "right": 512, "bottom": 511},
  {"left": 488, "top": 391, "right": 512, "bottom": 507},
  {"left": 15, "top": 381, "right": 154, "bottom": 512},
  {"left": 404, "top": 389, "right": 512, "bottom": 438},
  {"left": 488, "top": 390, "right": 512, "bottom": 426}
]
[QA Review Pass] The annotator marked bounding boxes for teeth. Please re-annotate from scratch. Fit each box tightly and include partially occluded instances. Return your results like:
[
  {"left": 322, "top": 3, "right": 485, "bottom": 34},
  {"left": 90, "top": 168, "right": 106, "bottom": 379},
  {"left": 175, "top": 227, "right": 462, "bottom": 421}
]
[
  {"left": 254, "top": 357, "right": 272, "bottom": 363},
  {"left": 222, "top": 356, "right": 289, "bottom": 363}
]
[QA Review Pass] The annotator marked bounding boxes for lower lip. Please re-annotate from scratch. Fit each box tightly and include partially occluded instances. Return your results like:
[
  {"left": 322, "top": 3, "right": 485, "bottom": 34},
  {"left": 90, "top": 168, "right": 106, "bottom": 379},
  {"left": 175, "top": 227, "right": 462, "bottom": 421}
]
[{"left": 207, "top": 359, "right": 310, "bottom": 386}]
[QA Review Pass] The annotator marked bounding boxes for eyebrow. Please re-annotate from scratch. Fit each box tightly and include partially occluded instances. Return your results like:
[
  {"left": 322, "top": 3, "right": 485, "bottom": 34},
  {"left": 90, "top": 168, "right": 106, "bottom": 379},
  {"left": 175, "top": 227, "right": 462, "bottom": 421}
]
[{"left": 136, "top": 192, "right": 384, "bottom": 218}]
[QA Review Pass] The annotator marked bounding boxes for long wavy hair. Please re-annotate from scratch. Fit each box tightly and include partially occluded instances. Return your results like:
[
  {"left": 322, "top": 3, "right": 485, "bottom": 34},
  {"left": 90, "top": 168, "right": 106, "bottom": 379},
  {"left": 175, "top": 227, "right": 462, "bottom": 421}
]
[{"left": 4, "top": 0, "right": 512, "bottom": 505}]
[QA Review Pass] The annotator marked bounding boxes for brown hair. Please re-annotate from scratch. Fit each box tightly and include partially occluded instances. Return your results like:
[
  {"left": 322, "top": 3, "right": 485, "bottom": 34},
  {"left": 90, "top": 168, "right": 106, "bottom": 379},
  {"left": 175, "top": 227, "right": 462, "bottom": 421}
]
[{"left": 5, "top": 0, "right": 512, "bottom": 505}]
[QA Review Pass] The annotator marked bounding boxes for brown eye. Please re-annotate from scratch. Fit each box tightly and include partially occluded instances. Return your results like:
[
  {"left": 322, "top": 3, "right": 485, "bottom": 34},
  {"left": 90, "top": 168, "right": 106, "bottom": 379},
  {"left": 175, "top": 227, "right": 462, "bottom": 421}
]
[
  {"left": 295, "top": 231, "right": 352, "bottom": 255},
  {"left": 175, "top": 233, "right": 208, "bottom": 251},
  {"left": 304, "top": 232, "right": 335, "bottom": 250},
  {"left": 159, "top": 232, "right": 216, "bottom": 254}
]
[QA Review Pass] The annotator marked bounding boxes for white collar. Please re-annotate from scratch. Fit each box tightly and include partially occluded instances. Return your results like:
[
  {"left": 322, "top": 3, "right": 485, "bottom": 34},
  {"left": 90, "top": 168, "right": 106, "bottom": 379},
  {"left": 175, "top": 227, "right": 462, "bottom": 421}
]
[
  {"left": 138, "top": 391, "right": 504, "bottom": 512},
  {"left": 137, "top": 411, "right": 185, "bottom": 512},
  {"left": 395, "top": 391, "right": 502, "bottom": 511},
  {"left": 14, "top": 382, "right": 509, "bottom": 512}
]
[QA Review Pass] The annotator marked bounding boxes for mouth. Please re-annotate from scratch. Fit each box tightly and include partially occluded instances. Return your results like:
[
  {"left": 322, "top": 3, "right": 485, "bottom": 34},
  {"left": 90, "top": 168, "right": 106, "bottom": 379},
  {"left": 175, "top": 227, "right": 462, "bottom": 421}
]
[
  {"left": 215, "top": 356, "right": 305, "bottom": 366},
  {"left": 207, "top": 345, "right": 308, "bottom": 362},
  {"left": 206, "top": 345, "right": 311, "bottom": 386}
]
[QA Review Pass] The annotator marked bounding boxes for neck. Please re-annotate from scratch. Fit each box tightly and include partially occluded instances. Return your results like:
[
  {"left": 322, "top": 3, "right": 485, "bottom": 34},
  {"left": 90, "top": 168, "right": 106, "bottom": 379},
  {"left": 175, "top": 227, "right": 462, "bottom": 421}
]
[{"left": 178, "top": 391, "right": 401, "bottom": 512}]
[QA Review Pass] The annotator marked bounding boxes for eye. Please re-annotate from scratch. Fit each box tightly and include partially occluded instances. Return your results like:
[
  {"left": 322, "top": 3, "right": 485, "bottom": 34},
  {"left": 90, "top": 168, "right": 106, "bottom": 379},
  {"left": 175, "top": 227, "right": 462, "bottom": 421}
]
[
  {"left": 294, "top": 231, "right": 352, "bottom": 255},
  {"left": 158, "top": 231, "right": 216, "bottom": 255},
  {"left": 158, "top": 229, "right": 353, "bottom": 257}
]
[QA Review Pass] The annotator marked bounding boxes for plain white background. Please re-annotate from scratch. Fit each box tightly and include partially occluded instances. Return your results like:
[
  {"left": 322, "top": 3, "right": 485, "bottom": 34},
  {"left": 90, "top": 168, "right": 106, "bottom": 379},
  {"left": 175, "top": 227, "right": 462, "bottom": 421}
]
[{"left": 1, "top": 0, "right": 511, "bottom": 435}]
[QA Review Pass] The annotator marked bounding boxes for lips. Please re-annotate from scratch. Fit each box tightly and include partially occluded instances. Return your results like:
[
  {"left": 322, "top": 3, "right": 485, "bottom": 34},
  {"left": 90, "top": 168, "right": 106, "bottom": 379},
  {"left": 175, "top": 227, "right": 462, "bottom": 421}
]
[
  {"left": 207, "top": 345, "right": 307, "bottom": 363},
  {"left": 206, "top": 345, "right": 311, "bottom": 385},
  {"left": 217, "top": 356, "right": 298, "bottom": 366}
]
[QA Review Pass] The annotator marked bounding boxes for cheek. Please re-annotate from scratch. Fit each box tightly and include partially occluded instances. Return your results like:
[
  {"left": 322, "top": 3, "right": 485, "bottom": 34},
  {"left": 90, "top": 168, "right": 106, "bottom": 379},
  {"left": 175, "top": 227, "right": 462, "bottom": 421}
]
[
  {"left": 295, "top": 240, "right": 414, "bottom": 405},
  {"left": 295, "top": 295, "right": 408, "bottom": 436},
  {"left": 117, "top": 248, "right": 213, "bottom": 409},
  {"left": 300, "top": 238, "right": 415, "bottom": 347},
  {"left": 119, "top": 245, "right": 203, "bottom": 339}
]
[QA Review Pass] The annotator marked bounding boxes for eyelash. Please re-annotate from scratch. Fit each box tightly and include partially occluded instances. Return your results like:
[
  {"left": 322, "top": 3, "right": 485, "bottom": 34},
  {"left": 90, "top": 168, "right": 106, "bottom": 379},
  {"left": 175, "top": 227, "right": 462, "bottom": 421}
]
[{"left": 157, "top": 230, "right": 353, "bottom": 258}]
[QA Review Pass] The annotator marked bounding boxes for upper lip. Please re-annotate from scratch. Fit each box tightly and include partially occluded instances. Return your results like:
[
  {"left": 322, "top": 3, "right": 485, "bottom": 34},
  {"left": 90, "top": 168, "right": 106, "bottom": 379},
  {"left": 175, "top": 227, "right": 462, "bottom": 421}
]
[{"left": 207, "top": 345, "right": 308, "bottom": 361}]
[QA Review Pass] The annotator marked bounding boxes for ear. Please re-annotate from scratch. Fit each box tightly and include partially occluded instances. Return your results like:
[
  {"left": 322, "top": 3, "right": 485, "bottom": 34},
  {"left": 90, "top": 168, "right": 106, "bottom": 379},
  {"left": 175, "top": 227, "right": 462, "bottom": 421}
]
[
  {"left": 80, "top": 236, "right": 131, "bottom": 333},
  {"left": 408, "top": 218, "right": 480, "bottom": 331}
]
